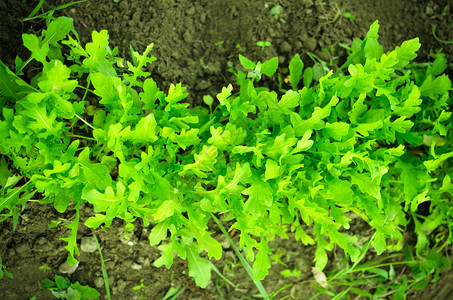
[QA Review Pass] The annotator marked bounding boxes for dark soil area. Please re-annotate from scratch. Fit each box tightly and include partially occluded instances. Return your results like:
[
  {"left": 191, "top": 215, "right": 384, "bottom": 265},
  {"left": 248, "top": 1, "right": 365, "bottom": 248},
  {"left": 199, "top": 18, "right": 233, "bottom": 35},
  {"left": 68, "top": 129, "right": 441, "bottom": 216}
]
[{"left": 1, "top": 0, "right": 452, "bottom": 299}]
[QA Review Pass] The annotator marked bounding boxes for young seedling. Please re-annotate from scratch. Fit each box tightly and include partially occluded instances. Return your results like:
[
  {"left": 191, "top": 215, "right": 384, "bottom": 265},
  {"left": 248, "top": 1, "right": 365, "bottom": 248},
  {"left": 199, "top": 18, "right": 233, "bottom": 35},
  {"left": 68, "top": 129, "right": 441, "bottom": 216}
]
[
  {"left": 343, "top": 12, "right": 355, "bottom": 22},
  {"left": 256, "top": 41, "right": 272, "bottom": 50}
]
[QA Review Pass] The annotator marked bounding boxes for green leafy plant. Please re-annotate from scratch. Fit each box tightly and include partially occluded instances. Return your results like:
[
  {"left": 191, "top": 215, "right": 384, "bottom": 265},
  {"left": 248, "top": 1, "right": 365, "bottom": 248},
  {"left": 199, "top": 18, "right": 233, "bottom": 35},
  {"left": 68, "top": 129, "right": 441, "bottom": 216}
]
[
  {"left": 0, "top": 256, "right": 13, "bottom": 279},
  {"left": 0, "top": 17, "right": 452, "bottom": 300},
  {"left": 257, "top": 41, "right": 272, "bottom": 50},
  {"left": 343, "top": 12, "right": 355, "bottom": 23},
  {"left": 265, "top": 2, "right": 285, "bottom": 23},
  {"left": 41, "top": 274, "right": 100, "bottom": 299}
]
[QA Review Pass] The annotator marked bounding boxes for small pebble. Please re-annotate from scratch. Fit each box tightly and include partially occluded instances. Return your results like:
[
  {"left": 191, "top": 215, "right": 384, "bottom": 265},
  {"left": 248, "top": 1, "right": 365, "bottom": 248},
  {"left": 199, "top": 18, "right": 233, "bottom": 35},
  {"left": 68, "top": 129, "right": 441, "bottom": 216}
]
[
  {"left": 81, "top": 236, "right": 98, "bottom": 253},
  {"left": 58, "top": 260, "right": 79, "bottom": 274},
  {"left": 95, "top": 277, "right": 105, "bottom": 288}
]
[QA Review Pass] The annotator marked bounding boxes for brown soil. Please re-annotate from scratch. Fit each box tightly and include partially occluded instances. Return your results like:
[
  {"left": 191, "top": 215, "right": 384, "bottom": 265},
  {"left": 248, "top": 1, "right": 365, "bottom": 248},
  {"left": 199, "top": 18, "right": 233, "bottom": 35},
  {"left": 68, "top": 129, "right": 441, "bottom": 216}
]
[{"left": 0, "top": 0, "right": 452, "bottom": 299}]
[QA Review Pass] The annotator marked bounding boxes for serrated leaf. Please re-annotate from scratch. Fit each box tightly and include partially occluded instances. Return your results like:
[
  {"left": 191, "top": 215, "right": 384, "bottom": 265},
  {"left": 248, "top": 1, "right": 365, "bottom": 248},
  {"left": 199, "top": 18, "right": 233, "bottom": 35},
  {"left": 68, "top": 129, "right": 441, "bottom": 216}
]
[
  {"left": 180, "top": 145, "right": 218, "bottom": 178},
  {"left": 242, "top": 175, "right": 273, "bottom": 216},
  {"left": 17, "top": 100, "right": 63, "bottom": 138},
  {"left": 60, "top": 203, "right": 80, "bottom": 266},
  {"left": 22, "top": 34, "right": 49, "bottom": 64},
  {"left": 78, "top": 148, "right": 112, "bottom": 191},
  {"left": 84, "top": 182, "right": 126, "bottom": 212},
  {"left": 324, "top": 122, "right": 350, "bottom": 141},
  {"left": 154, "top": 243, "right": 174, "bottom": 269},
  {"left": 394, "top": 38, "right": 421, "bottom": 68},
  {"left": 123, "top": 114, "right": 158, "bottom": 144},
  {"left": 39, "top": 60, "right": 78, "bottom": 94}
]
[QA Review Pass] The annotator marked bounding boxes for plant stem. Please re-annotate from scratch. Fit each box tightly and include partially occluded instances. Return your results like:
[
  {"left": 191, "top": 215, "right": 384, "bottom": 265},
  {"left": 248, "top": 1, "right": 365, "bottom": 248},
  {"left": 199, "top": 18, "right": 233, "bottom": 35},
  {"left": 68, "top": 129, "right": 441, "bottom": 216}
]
[
  {"left": 210, "top": 213, "right": 269, "bottom": 300},
  {"left": 74, "top": 113, "right": 95, "bottom": 130},
  {"left": 93, "top": 234, "right": 111, "bottom": 300}
]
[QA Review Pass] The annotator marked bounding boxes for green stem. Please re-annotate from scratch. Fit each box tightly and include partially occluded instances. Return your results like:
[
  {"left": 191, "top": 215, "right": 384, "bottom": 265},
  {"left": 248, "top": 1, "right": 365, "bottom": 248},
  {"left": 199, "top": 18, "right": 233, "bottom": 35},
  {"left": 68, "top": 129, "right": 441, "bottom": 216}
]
[
  {"left": 69, "top": 134, "right": 96, "bottom": 141},
  {"left": 210, "top": 213, "right": 269, "bottom": 300},
  {"left": 74, "top": 113, "right": 95, "bottom": 130},
  {"left": 93, "top": 234, "right": 111, "bottom": 300}
]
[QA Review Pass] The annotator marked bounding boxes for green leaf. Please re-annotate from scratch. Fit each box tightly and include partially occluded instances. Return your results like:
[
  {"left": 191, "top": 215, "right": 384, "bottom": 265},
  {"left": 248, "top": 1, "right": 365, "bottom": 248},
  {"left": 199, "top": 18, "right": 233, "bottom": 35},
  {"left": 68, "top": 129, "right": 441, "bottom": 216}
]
[
  {"left": 123, "top": 114, "right": 158, "bottom": 144},
  {"left": 420, "top": 74, "right": 452, "bottom": 99},
  {"left": 394, "top": 38, "right": 421, "bottom": 68},
  {"left": 154, "top": 243, "right": 174, "bottom": 269},
  {"left": 239, "top": 54, "right": 256, "bottom": 70},
  {"left": 323, "top": 122, "right": 350, "bottom": 141},
  {"left": 39, "top": 60, "right": 78, "bottom": 93},
  {"left": 261, "top": 57, "right": 278, "bottom": 77},
  {"left": 17, "top": 100, "right": 63, "bottom": 138},
  {"left": 83, "top": 30, "right": 109, "bottom": 70},
  {"left": 187, "top": 245, "right": 211, "bottom": 288},
  {"left": 22, "top": 34, "right": 49, "bottom": 64},
  {"left": 84, "top": 182, "right": 126, "bottom": 212},
  {"left": 179, "top": 145, "right": 218, "bottom": 178},
  {"left": 242, "top": 175, "right": 273, "bottom": 217},
  {"left": 291, "top": 95, "right": 339, "bottom": 136},
  {"left": 43, "top": 17, "right": 73, "bottom": 45},
  {"left": 140, "top": 78, "right": 160, "bottom": 111},
  {"left": 60, "top": 203, "right": 80, "bottom": 266},
  {"left": 289, "top": 54, "right": 304, "bottom": 90},
  {"left": 252, "top": 241, "right": 270, "bottom": 281},
  {"left": 78, "top": 148, "right": 112, "bottom": 191},
  {"left": 90, "top": 72, "right": 120, "bottom": 108},
  {"left": 149, "top": 222, "right": 168, "bottom": 246},
  {"left": 152, "top": 199, "right": 178, "bottom": 222},
  {"left": 264, "top": 159, "right": 280, "bottom": 181}
]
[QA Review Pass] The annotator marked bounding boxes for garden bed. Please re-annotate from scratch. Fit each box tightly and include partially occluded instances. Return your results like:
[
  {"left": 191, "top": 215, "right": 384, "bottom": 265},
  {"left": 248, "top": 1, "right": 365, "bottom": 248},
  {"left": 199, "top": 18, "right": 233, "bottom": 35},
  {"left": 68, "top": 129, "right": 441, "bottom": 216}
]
[{"left": 0, "top": 0, "right": 452, "bottom": 299}]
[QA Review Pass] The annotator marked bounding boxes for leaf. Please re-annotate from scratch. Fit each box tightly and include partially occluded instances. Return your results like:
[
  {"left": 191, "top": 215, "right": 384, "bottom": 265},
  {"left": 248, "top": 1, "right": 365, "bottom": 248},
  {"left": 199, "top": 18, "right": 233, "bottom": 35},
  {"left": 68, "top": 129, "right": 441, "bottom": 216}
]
[
  {"left": 54, "top": 190, "right": 71, "bottom": 213},
  {"left": 289, "top": 54, "right": 304, "bottom": 90},
  {"left": 420, "top": 74, "right": 452, "bottom": 99},
  {"left": 179, "top": 145, "right": 218, "bottom": 178},
  {"left": 165, "top": 83, "right": 189, "bottom": 107},
  {"left": 394, "top": 38, "right": 421, "bottom": 68},
  {"left": 242, "top": 175, "right": 273, "bottom": 216},
  {"left": 149, "top": 222, "right": 168, "bottom": 246},
  {"left": 78, "top": 148, "right": 112, "bottom": 191},
  {"left": 154, "top": 243, "right": 174, "bottom": 269},
  {"left": 123, "top": 114, "right": 158, "bottom": 144},
  {"left": 291, "top": 95, "right": 339, "bottom": 136},
  {"left": 349, "top": 172, "right": 381, "bottom": 200},
  {"left": 372, "top": 231, "right": 387, "bottom": 255},
  {"left": 252, "top": 242, "right": 271, "bottom": 281},
  {"left": 39, "top": 60, "right": 78, "bottom": 94},
  {"left": 152, "top": 199, "right": 178, "bottom": 222},
  {"left": 264, "top": 159, "right": 280, "bottom": 181},
  {"left": 239, "top": 54, "right": 256, "bottom": 70},
  {"left": 60, "top": 203, "right": 80, "bottom": 266},
  {"left": 140, "top": 78, "right": 160, "bottom": 111},
  {"left": 22, "top": 34, "right": 49, "bottom": 64},
  {"left": 84, "top": 182, "right": 126, "bottom": 212},
  {"left": 17, "top": 100, "right": 63, "bottom": 138},
  {"left": 187, "top": 245, "right": 211, "bottom": 288},
  {"left": 90, "top": 72, "right": 120, "bottom": 108},
  {"left": 323, "top": 122, "right": 350, "bottom": 141},
  {"left": 43, "top": 17, "right": 73, "bottom": 45},
  {"left": 261, "top": 57, "right": 278, "bottom": 77},
  {"left": 83, "top": 30, "right": 109, "bottom": 70}
]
